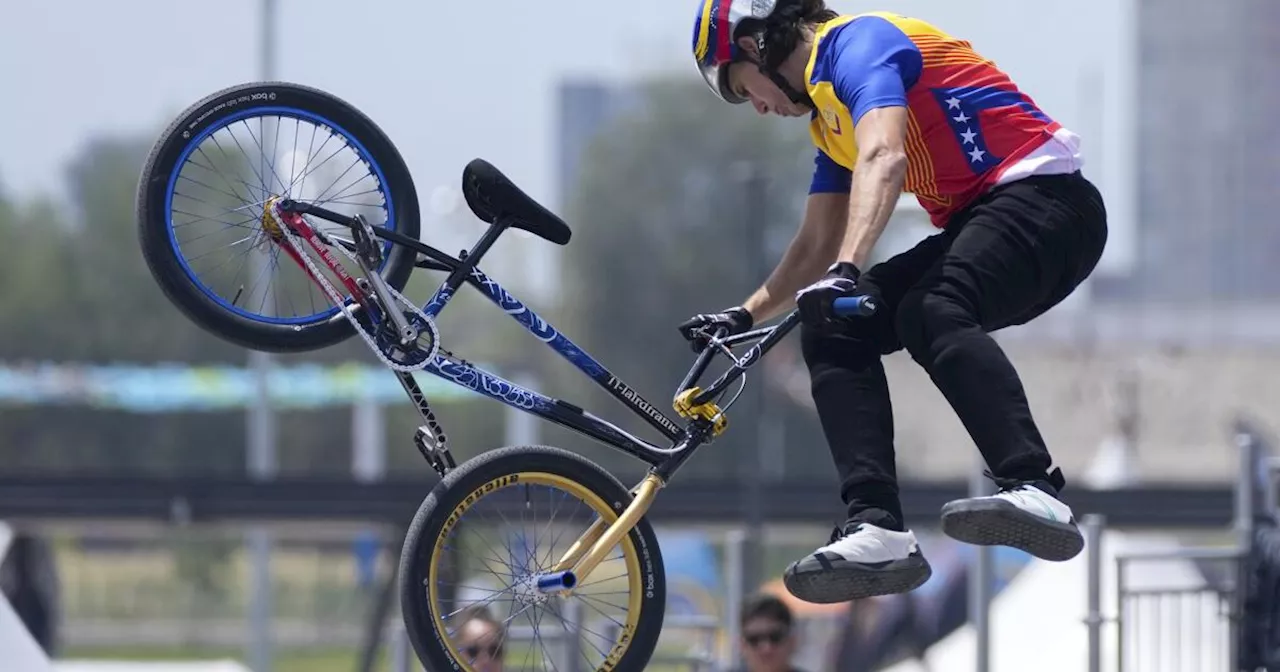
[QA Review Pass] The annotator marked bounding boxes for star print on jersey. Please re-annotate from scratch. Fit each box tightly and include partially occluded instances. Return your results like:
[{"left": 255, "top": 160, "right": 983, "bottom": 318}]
[{"left": 932, "top": 86, "right": 1052, "bottom": 174}]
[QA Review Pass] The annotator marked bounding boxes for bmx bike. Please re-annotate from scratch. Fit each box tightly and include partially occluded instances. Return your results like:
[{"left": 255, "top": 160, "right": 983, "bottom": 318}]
[{"left": 135, "top": 81, "right": 875, "bottom": 672}]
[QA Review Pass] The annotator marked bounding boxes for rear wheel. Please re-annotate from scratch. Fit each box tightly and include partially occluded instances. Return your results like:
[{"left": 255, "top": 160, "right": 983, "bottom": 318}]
[
  {"left": 136, "top": 81, "right": 420, "bottom": 353},
  {"left": 398, "top": 446, "right": 667, "bottom": 672}
]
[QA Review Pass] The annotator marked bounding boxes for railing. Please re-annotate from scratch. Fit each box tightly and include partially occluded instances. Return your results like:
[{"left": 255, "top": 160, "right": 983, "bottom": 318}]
[
  {"left": 1083, "top": 418, "right": 1279, "bottom": 672},
  {"left": 1114, "top": 547, "right": 1241, "bottom": 672},
  {"left": 383, "top": 611, "right": 721, "bottom": 672}
]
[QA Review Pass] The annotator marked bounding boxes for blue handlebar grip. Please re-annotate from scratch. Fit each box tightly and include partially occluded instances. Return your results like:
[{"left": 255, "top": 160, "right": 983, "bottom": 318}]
[{"left": 832, "top": 296, "right": 878, "bottom": 317}]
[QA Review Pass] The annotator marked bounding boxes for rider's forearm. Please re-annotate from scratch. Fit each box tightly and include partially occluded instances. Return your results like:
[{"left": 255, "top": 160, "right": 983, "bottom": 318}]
[
  {"left": 741, "top": 193, "right": 849, "bottom": 324},
  {"left": 835, "top": 148, "right": 908, "bottom": 269}
]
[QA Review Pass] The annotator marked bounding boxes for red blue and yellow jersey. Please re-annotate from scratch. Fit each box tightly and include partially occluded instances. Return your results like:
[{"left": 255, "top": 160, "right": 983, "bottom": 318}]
[{"left": 805, "top": 12, "right": 1081, "bottom": 228}]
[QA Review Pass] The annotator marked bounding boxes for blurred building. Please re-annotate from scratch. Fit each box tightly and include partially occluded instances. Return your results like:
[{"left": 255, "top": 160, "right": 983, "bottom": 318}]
[
  {"left": 1094, "top": 0, "right": 1280, "bottom": 305},
  {"left": 553, "top": 80, "right": 643, "bottom": 211}
]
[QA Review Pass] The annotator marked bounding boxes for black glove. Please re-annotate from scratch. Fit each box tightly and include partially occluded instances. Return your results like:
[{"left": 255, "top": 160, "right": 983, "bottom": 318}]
[
  {"left": 677, "top": 306, "right": 753, "bottom": 353},
  {"left": 796, "top": 261, "right": 862, "bottom": 326}
]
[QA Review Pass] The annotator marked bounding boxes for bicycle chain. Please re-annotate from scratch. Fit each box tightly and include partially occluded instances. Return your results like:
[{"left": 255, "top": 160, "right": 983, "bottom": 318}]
[
  {"left": 267, "top": 205, "right": 455, "bottom": 469},
  {"left": 268, "top": 206, "right": 442, "bottom": 374}
]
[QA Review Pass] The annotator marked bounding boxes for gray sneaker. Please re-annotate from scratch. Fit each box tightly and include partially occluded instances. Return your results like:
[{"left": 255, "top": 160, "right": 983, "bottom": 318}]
[
  {"left": 783, "top": 522, "right": 932, "bottom": 604},
  {"left": 940, "top": 468, "right": 1084, "bottom": 562}
]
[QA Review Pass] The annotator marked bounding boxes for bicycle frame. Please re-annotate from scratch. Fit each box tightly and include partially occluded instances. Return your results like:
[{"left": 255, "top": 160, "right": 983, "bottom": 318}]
[
  {"left": 276, "top": 198, "right": 799, "bottom": 587},
  {"left": 281, "top": 198, "right": 796, "bottom": 471}
]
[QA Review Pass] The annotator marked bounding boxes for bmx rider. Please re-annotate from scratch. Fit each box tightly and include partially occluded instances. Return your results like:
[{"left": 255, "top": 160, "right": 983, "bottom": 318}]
[{"left": 678, "top": 0, "right": 1108, "bottom": 604}]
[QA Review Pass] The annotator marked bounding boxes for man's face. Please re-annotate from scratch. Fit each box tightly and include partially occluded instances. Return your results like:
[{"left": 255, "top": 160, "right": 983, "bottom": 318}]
[
  {"left": 457, "top": 618, "right": 504, "bottom": 672},
  {"left": 726, "top": 61, "right": 809, "bottom": 118},
  {"left": 740, "top": 615, "right": 796, "bottom": 672}
]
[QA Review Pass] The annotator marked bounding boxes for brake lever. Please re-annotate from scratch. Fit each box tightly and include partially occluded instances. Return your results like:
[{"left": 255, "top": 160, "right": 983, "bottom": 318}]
[
  {"left": 698, "top": 325, "right": 730, "bottom": 349},
  {"left": 674, "top": 325, "right": 730, "bottom": 402}
]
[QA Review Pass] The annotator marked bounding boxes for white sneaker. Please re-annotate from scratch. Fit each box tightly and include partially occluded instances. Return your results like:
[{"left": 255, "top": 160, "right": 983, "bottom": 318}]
[
  {"left": 783, "top": 522, "right": 932, "bottom": 604},
  {"left": 940, "top": 467, "right": 1084, "bottom": 561}
]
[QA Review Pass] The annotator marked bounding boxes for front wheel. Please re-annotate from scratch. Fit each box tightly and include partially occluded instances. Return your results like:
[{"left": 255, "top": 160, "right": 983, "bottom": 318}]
[
  {"left": 136, "top": 81, "right": 421, "bottom": 353},
  {"left": 398, "top": 446, "right": 667, "bottom": 672}
]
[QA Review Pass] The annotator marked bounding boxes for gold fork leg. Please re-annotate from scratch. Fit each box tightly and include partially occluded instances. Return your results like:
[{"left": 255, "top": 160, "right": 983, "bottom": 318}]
[
  {"left": 549, "top": 517, "right": 608, "bottom": 573},
  {"left": 565, "top": 473, "right": 665, "bottom": 588}
]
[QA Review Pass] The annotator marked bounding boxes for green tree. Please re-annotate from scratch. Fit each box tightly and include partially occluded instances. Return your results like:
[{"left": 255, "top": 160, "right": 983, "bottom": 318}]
[{"left": 0, "top": 127, "right": 507, "bottom": 477}]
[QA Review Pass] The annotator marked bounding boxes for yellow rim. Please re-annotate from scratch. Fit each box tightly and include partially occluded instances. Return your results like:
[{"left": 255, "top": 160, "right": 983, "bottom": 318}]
[{"left": 425, "top": 471, "right": 646, "bottom": 671}]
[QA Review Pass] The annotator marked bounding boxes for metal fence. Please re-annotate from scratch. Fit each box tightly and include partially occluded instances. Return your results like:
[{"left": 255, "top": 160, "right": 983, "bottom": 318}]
[
  {"left": 1083, "top": 419, "right": 1278, "bottom": 672},
  {"left": 42, "top": 521, "right": 732, "bottom": 671},
  {"left": 1114, "top": 547, "right": 1240, "bottom": 672},
  {"left": 379, "top": 610, "right": 721, "bottom": 672},
  {"left": 8, "top": 417, "right": 1279, "bottom": 672}
]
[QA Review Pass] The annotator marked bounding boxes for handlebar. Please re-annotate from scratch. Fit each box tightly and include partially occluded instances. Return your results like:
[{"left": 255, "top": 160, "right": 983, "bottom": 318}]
[
  {"left": 832, "top": 295, "right": 878, "bottom": 317},
  {"left": 676, "top": 295, "right": 880, "bottom": 410}
]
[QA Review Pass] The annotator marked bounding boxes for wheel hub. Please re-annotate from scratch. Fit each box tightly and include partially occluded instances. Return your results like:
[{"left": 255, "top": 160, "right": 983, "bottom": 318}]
[
  {"left": 260, "top": 195, "right": 285, "bottom": 242},
  {"left": 512, "top": 575, "right": 554, "bottom": 607}
]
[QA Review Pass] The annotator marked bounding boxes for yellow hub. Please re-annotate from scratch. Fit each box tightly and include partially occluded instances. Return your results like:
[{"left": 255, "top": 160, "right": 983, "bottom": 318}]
[{"left": 260, "top": 196, "right": 284, "bottom": 241}]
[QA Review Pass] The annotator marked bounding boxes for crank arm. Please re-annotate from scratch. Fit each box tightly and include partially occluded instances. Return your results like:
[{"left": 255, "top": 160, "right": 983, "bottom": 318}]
[{"left": 351, "top": 214, "right": 417, "bottom": 345}]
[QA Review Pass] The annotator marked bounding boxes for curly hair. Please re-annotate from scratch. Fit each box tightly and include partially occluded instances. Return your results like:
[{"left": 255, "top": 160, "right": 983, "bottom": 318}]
[{"left": 740, "top": 0, "right": 841, "bottom": 69}]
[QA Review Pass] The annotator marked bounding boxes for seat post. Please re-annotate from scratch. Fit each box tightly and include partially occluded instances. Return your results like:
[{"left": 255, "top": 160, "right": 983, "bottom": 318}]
[{"left": 441, "top": 216, "right": 511, "bottom": 290}]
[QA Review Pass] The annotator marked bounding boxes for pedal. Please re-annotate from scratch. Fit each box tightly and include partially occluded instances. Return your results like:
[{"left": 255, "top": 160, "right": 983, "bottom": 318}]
[
  {"left": 414, "top": 425, "right": 455, "bottom": 476},
  {"left": 351, "top": 213, "right": 383, "bottom": 268}
]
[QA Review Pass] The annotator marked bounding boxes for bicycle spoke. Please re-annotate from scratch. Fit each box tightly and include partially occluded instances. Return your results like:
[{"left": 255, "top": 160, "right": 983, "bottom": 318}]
[
  {"left": 167, "top": 111, "right": 389, "bottom": 325},
  {"left": 432, "top": 479, "right": 639, "bottom": 671}
]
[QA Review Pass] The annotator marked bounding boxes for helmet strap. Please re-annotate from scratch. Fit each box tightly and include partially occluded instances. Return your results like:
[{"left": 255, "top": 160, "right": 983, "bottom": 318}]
[
  {"left": 762, "top": 66, "right": 810, "bottom": 106},
  {"left": 748, "top": 27, "right": 813, "bottom": 108}
]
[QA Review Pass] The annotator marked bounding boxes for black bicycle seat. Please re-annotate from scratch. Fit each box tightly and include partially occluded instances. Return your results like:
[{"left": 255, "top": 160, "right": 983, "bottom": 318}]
[{"left": 461, "top": 158, "right": 572, "bottom": 246}]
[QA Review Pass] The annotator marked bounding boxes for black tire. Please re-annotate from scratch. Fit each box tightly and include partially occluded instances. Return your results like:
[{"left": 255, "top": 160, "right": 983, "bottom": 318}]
[
  {"left": 398, "top": 446, "right": 667, "bottom": 672},
  {"left": 136, "top": 81, "right": 421, "bottom": 353}
]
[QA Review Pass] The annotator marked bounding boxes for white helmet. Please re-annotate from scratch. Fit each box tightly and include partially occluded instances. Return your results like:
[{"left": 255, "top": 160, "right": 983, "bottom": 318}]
[{"left": 690, "top": 0, "right": 781, "bottom": 105}]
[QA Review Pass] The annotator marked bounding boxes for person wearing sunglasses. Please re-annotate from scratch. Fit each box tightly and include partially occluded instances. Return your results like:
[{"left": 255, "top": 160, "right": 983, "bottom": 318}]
[
  {"left": 454, "top": 604, "right": 505, "bottom": 672},
  {"left": 734, "top": 594, "right": 810, "bottom": 672}
]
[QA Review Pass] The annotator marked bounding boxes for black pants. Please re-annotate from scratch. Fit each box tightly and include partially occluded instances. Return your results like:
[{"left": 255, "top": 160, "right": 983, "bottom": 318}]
[{"left": 802, "top": 171, "right": 1108, "bottom": 532}]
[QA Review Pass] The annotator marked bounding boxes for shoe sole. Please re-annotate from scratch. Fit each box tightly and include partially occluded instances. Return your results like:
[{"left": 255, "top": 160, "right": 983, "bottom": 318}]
[
  {"left": 782, "top": 554, "right": 932, "bottom": 604},
  {"left": 940, "top": 498, "right": 1084, "bottom": 562}
]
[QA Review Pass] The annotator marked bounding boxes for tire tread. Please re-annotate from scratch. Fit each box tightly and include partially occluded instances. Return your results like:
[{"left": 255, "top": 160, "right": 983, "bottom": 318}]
[
  {"left": 136, "top": 80, "right": 421, "bottom": 353},
  {"left": 397, "top": 446, "right": 666, "bottom": 672}
]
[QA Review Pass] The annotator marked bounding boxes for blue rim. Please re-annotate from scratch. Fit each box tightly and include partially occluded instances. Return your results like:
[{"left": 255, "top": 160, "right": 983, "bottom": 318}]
[{"left": 164, "top": 105, "right": 397, "bottom": 326}]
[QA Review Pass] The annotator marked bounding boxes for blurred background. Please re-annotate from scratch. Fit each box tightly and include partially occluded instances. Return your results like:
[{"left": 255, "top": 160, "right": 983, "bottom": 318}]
[{"left": 2, "top": 0, "right": 1280, "bottom": 671}]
